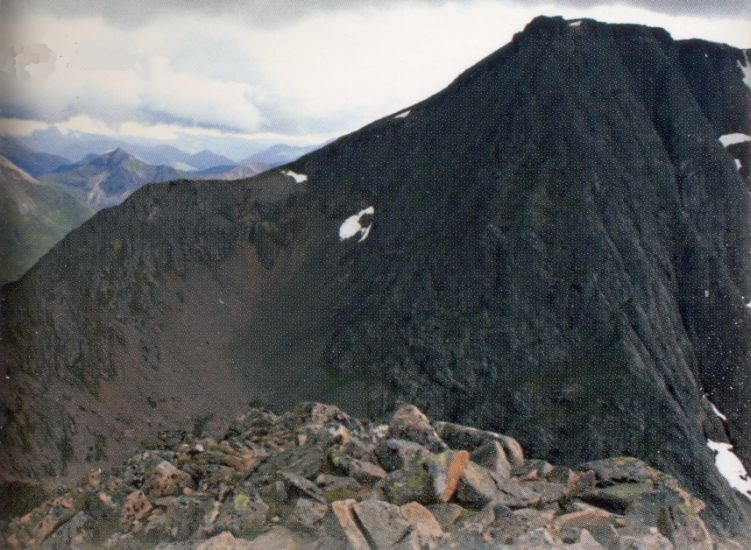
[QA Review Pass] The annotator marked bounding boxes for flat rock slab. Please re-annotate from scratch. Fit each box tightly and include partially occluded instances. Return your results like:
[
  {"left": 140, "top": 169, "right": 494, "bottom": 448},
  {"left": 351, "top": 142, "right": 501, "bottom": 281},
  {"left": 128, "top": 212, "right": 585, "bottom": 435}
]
[{"left": 352, "top": 500, "right": 411, "bottom": 549}]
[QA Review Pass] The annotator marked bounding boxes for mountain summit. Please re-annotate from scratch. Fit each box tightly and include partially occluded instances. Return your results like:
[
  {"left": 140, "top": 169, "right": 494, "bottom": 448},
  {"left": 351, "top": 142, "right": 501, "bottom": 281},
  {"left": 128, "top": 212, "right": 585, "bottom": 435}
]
[
  {"left": 40, "top": 149, "right": 186, "bottom": 209},
  {"left": 1, "top": 16, "right": 750, "bottom": 537}
]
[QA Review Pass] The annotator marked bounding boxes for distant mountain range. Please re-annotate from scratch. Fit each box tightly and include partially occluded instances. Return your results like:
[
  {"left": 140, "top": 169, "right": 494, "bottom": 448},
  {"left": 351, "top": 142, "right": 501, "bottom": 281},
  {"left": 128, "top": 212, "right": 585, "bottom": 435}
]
[
  {"left": 16, "top": 127, "right": 326, "bottom": 168},
  {"left": 0, "top": 155, "right": 92, "bottom": 284},
  {"left": 241, "top": 143, "right": 326, "bottom": 167},
  {"left": 0, "top": 140, "right": 277, "bottom": 282},
  {"left": 0, "top": 137, "right": 71, "bottom": 177},
  {"left": 0, "top": 135, "right": 322, "bottom": 211},
  {"left": 39, "top": 148, "right": 273, "bottom": 209}
]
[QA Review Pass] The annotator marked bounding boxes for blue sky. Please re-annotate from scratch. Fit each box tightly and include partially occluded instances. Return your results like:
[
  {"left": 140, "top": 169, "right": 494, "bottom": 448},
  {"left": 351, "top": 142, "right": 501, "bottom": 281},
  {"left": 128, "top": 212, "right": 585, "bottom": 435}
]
[{"left": 1, "top": 0, "right": 749, "bottom": 158}]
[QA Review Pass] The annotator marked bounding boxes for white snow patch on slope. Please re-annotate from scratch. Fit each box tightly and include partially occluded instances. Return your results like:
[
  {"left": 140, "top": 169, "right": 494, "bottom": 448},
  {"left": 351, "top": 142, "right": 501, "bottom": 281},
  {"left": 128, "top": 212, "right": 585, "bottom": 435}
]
[
  {"left": 719, "top": 133, "right": 751, "bottom": 147},
  {"left": 707, "top": 440, "right": 751, "bottom": 501},
  {"left": 281, "top": 170, "right": 308, "bottom": 183},
  {"left": 736, "top": 159, "right": 743, "bottom": 171},
  {"left": 569, "top": 20, "right": 582, "bottom": 27},
  {"left": 739, "top": 52, "right": 751, "bottom": 91},
  {"left": 339, "top": 206, "right": 374, "bottom": 241},
  {"left": 394, "top": 110, "right": 411, "bottom": 119},
  {"left": 708, "top": 400, "right": 728, "bottom": 421},
  {"left": 358, "top": 224, "right": 373, "bottom": 242}
]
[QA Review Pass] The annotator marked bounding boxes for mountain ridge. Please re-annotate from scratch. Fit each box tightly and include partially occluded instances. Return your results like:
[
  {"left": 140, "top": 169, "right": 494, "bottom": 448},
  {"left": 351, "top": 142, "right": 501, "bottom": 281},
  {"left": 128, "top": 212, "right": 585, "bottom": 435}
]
[{"left": 1, "top": 16, "right": 750, "bottom": 537}]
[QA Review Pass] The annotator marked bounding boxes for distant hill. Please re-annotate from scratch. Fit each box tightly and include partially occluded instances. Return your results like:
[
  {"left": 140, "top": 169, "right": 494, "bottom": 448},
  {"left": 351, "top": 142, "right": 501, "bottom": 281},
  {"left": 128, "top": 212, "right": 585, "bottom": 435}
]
[
  {"left": 41, "top": 148, "right": 187, "bottom": 209},
  {"left": 0, "top": 137, "right": 71, "bottom": 178},
  {"left": 194, "top": 160, "right": 270, "bottom": 180},
  {"left": 0, "top": 155, "right": 92, "bottom": 283},
  {"left": 126, "top": 144, "right": 235, "bottom": 171},
  {"left": 241, "top": 143, "right": 325, "bottom": 167}
]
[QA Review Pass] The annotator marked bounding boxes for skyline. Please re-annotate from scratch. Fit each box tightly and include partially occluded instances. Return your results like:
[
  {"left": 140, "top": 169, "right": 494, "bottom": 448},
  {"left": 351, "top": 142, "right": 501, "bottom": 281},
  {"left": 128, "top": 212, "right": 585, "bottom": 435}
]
[{"left": 1, "top": 0, "right": 749, "bottom": 159}]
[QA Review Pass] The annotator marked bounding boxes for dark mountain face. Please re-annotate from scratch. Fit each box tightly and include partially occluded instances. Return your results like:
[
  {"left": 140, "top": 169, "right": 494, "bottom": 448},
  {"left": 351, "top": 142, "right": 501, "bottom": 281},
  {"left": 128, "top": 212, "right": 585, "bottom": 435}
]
[
  {"left": 40, "top": 148, "right": 188, "bottom": 209},
  {"left": 1, "top": 16, "right": 750, "bottom": 536},
  {"left": 0, "top": 137, "right": 71, "bottom": 178}
]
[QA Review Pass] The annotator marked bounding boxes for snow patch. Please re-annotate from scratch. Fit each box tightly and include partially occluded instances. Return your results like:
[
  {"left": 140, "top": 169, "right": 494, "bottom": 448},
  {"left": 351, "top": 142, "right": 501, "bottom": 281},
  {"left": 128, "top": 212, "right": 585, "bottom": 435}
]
[
  {"left": 736, "top": 159, "right": 743, "bottom": 171},
  {"left": 739, "top": 51, "right": 751, "bottom": 91},
  {"left": 394, "top": 110, "right": 411, "bottom": 119},
  {"left": 281, "top": 170, "right": 308, "bottom": 183},
  {"left": 569, "top": 20, "right": 582, "bottom": 27},
  {"left": 708, "top": 400, "right": 728, "bottom": 421},
  {"left": 339, "top": 206, "right": 374, "bottom": 241},
  {"left": 707, "top": 439, "right": 751, "bottom": 501},
  {"left": 358, "top": 223, "right": 373, "bottom": 242},
  {"left": 719, "top": 133, "right": 751, "bottom": 147}
]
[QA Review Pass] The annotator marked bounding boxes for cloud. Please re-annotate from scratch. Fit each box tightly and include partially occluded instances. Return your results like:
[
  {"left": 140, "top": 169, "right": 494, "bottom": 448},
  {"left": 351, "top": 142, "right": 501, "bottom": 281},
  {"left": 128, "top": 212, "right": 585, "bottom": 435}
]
[
  {"left": 1, "top": 0, "right": 748, "bottom": 151},
  {"left": 7, "top": 0, "right": 748, "bottom": 25},
  {"left": 56, "top": 114, "right": 116, "bottom": 136}
]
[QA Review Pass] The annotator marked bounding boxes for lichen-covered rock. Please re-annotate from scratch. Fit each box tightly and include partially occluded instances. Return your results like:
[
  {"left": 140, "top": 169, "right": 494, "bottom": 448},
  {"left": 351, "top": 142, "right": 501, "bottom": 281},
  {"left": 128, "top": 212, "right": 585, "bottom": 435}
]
[{"left": 2, "top": 402, "right": 741, "bottom": 549}]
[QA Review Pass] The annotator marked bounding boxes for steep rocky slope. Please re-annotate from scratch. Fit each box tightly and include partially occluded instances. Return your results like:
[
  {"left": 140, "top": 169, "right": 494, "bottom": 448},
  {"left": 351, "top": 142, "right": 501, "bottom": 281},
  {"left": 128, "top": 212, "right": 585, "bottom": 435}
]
[
  {"left": 0, "top": 155, "right": 93, "bottom": 283},
  {"left": 1, "top": 16, "right": 750, "bottom": 537},
  {"left": 4, "top": 402, "right": 745, "bottom": 549}
]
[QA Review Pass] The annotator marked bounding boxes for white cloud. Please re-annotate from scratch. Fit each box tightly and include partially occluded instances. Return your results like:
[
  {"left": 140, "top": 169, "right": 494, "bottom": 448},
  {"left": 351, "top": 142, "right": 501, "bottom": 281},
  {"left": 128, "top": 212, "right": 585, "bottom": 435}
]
[
  {"left": 1, "top": 1, "right": 748, "bottom": 148},
  {"left": 56, "top": 114, "right": 116, "bottom": 136},
  {"left": 0, "top": 117, "right": 49, "bottom": 135}
]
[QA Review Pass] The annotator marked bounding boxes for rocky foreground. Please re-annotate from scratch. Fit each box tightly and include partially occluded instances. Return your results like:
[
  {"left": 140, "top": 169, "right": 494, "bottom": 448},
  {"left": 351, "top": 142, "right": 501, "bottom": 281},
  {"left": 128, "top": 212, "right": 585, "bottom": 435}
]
[{"left": 2, "top": 403, "right": 746, "bottom": 549}]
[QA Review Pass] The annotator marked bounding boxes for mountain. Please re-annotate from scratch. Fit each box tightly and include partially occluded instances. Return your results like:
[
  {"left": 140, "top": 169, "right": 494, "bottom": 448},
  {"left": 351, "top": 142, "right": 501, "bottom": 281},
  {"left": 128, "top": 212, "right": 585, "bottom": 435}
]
[
  {"left": 194, "top": 160, "right": 270, "bottom": 180},
  {"left": 40, "top": 148, "right": 188, "bottom": 209},
  {"left": 4, "top": 402, "right": 746, "bottom": 548},
  {"left": 0, "top": 155, "right": 93, "bottom": 284},
  {"left": 241, "top": 143, "right": 325, "bottom": 167},
  {"left": 0, "top": 137, "right": 71, "bottom": 177},
  {"left": 1, "top": 16, "right": 750, "bottom": 537},
  {"left": 17, "top": 129, "right": 235, "bottom": 171},
  {"left": 124, "top": 144, "right": 235, "bottom": 171}
]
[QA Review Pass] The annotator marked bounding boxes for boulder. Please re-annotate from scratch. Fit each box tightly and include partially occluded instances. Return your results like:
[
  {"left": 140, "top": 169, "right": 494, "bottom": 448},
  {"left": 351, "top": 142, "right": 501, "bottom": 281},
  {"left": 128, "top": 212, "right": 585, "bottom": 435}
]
[
  {"left": 470, "top": 440, "right": 512, "bottom": 480},
  {"left": 387, "top": 405, "right": 446, "bottom": 452},
  {"left": 352, "top": 500, "right": 411, "bottom": 549},
  {"left": 120, "top": 490, "right": 153, "bottom": 528},
  {"left": 399, "top": 501, "right": 443, "bottom": 539},
  {"left": 330, "top": 500, "right": 370, "bottom": 550},
  {"left": 455, "top": 461, "right": 498, "bottom": 508},
  {"left": 433, "top": 421, "right": 524, "bottom": 467},
  {"left": 210, "top": 492, "right": 268, "bottom": 537},
  {"left": 375, "top": 439, "right": 429, "bottom": 472},
  {"left": 145, "top": 461, "right": 194, "bottom": 498}
]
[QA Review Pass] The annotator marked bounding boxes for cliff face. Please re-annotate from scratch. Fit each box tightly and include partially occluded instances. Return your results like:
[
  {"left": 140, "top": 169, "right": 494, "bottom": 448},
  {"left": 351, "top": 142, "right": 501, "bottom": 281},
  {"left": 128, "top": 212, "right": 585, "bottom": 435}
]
[{"left": 1, "top": 17, "right": 750, "bottom": 536}]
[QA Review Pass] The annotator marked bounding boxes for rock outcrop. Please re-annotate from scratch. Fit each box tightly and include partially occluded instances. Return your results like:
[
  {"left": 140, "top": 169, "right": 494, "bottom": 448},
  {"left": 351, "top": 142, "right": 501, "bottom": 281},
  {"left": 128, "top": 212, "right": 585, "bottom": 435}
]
[{"left": 4, "top": 403, "right": 744, "bottom": 549}]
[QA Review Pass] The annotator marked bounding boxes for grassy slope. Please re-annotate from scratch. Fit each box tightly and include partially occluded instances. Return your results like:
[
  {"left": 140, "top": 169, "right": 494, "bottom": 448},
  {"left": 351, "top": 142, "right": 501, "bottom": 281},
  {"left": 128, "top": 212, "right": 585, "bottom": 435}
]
[{"left": 0, "top": 159, "right": 93, "bottom": 284}]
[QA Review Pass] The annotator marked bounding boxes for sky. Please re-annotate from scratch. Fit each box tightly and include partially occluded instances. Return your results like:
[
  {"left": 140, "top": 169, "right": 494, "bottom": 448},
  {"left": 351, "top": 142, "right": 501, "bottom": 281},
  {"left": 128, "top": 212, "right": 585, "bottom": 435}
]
[{"left": 1, "top": 0, "right": 749, "bottom": 159}]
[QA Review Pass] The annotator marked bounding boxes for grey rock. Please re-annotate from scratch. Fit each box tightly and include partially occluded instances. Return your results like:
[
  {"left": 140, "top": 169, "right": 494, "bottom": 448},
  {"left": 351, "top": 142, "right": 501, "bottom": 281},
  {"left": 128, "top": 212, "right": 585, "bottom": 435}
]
[
  {"left": 352, "top": 500, "right": 411, "bottom": 549},
  {"left": 375, "top": 439, "right": 429, "bottom": 472},
  {"left": 470, "top": 440, "right": 512, "bottom": 480}
]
